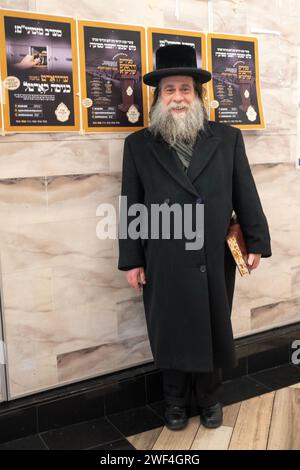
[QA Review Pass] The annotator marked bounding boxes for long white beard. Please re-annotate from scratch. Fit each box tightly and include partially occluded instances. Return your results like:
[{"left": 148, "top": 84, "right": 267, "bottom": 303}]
[{"left": 149, "top": 96, "right": 207, "bottom": 146}]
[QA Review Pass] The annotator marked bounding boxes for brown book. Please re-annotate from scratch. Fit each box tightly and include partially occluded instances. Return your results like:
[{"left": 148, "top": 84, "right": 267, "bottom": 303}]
[{"left": 226, "top": 216, "right": 251, "bottom": 277}]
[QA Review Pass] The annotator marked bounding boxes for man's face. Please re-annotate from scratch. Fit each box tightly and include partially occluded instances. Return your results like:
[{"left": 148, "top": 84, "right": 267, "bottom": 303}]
[
  {"left": 148, "top": 75, "right": 205, "bottom": 146},
  {"left": 159, "top": 75, "right": 196, "bottom": 115}
]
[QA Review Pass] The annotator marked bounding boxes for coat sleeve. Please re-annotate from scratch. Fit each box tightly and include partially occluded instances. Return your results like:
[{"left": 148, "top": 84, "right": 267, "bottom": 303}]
[
  {"left": 117, "top": 137, "right": 146, "bottom": 271},
  {"left": 232, "top": 128, "right": 272, "bottom": 258}
]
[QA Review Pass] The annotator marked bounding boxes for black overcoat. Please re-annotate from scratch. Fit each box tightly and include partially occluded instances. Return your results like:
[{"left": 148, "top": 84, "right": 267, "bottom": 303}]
[{"left": 118, "top": 120, "right": 272, "bottom": 372}]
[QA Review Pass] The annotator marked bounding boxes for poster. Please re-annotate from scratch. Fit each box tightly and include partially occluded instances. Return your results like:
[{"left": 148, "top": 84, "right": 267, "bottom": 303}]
[
  {"left": 0, "top": 9, "right": 80, "bottom": 132},
  {"left": 148, "top": 28, "right": 206, "bottom": 70},
  {"left": 147, "top": 28, "right": 207, "bottom": 106},
  {"left": 78, "top": 20, "right": 147, "bottom": 132},
  {"left": 207, "top": 34, "right": 264, "bottom": 129}
]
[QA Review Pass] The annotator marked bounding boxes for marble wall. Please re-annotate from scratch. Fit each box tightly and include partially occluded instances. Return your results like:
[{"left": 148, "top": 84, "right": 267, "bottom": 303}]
[{"left": 0, "top": 0, "right": 299, "bottom": 399}]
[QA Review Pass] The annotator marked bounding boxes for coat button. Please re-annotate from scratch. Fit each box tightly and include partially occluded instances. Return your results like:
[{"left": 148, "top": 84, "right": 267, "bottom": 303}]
[
  {"left": 164, "top": 198, "right": 170, "bottom": 205},
  {"left": 199, "top": 265, "right": 206, "bottom": 273},
  {"left": 196, "top": 197, "right": 203, "bottom": 204}
]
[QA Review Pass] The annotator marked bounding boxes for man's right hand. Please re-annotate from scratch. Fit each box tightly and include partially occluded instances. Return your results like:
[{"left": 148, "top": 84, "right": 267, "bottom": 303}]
[{"left": 126, "top": 267, "right": 146, "bottom": 291}]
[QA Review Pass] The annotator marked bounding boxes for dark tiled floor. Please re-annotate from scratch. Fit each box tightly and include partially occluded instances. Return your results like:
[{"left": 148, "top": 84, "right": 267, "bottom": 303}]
[
  {"left": 220, "top": 375, "right": 271, "bottom": 406},
  {"left": 37, "top": 389, "right": 106, "bottom": 433},
  {"left": 0, "top": 434, "right": 47, "bottom": 450},
  {"left": 250, "top": 363, "right": 300, "bottom": 390},
  {"left": 40, "top": 416, "right": 123, "bottom": 450},
  {"left": 107, "top": 405, "right": 165, "bottom": 437},
  {"left": 0, "top": 407, "right": 37, "bottom": 444},
  {"left": 90, "top": 439, "right": 136, "bottom": 451},
  {"left": 1, "top": 362, "right": 300, "bottom": 450}
]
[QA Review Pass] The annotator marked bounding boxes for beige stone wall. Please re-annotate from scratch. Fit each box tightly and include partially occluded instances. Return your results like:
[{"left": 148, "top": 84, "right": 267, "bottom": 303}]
[{"left": 0, "top": 0, "right": 299, "bottom": 399}]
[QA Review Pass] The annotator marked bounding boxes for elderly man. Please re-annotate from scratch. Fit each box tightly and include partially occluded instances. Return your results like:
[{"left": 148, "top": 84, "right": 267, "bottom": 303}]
[{"left": 118, "top": 45, "right": 271, "bottom": 430}]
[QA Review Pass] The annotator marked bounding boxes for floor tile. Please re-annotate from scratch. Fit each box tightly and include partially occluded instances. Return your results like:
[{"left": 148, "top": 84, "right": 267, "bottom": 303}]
[
  {"left": 40, "top": 417, "right": 122, "bottom": 450},
  {"left": 250, "top": 364, "right": 300, "bottom": 390},
  {"left": 38, "top": 390, "right": 105, "bottom": 432},
  {"left": 0, "top": 407, "right": 37, "bottom": 444},
  {"left": 89, "top": 438, "right": 136, "bottom": 450},
  {"left": 220, "top": 376, "right": 270, "bottom": 406},
  {"left": 107, "top": 405, "right": 164, "bottom": 437},
  {"left": 0, "top": 434, "right": 47, "bottom": 450}
]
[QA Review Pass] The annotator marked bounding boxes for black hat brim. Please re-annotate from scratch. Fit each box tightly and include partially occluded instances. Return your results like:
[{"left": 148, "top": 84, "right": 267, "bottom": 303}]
[{"left": 143, "top": 67, "right": 212, "bottom": 86}]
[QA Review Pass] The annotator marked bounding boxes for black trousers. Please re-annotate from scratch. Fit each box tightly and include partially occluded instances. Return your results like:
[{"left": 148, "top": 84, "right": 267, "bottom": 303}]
[{"left": 162, "top": 368, "right": 223, "bottom": 408}]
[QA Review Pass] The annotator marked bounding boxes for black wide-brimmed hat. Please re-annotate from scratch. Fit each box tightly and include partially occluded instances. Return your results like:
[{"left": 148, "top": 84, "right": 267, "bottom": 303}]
[{"left": 143, "top": 44, "right": 212, "bottom": 87}]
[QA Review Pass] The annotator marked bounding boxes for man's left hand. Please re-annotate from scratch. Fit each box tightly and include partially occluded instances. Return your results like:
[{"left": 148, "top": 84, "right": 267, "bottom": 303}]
[{"left": 247, "top": 253, "right": 261, "bottom": 270}]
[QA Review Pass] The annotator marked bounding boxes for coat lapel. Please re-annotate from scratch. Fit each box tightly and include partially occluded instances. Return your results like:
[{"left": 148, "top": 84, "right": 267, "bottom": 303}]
[
  {"left": 146, "top": 132, "right": 199, "bottom": 197},
  {"left": 186, "top": 124, "right": 221, "bottom": 184},
  {"left": 146, "top": 122, "right": 221, "bottom": 198}
]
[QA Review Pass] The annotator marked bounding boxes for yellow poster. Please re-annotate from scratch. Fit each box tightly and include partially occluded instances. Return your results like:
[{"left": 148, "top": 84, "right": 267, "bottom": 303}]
[
  {"left": 77, "top": 20, "right": 148, "bottom": 132},
  {"left": 0, "top": 9, "right": 80, "bottom": 132},
  {"left": 207, "top": 33, "right": 265, "bottom": 129}
]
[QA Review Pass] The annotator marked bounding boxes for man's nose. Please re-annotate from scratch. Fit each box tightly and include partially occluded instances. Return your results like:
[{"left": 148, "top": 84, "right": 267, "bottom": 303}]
[{"left": 172, "top": 90, "right": 184, "bottom": 102}]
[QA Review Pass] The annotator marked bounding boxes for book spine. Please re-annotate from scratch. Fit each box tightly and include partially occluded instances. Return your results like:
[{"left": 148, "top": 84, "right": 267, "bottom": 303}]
[{"left": 227, "top": 237, "right": 249, "bottom": 276}]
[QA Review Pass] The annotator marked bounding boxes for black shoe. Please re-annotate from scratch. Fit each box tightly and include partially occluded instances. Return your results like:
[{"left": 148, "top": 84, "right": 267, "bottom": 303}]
[
  {"left": 199, "top": 402, "right": 223, "bottom": 428},
  {"left": 164, "top": 404, "right": 188, "bottom": 430}
]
